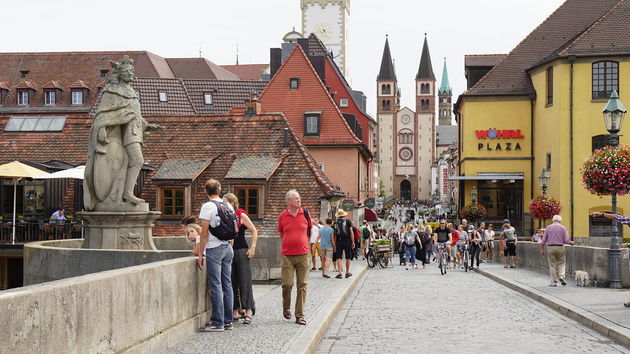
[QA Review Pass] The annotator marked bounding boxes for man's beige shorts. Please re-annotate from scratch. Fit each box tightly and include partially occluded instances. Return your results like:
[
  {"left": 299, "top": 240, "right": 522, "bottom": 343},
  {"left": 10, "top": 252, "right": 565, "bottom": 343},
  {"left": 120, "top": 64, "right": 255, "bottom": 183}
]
[{"left": 321, "top": 246, "right": 334, "bottom": 258}]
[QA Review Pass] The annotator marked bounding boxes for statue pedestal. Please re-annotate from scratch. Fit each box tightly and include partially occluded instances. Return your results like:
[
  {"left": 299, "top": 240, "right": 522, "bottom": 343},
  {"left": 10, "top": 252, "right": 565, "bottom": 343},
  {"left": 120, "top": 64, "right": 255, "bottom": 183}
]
[{"left": 78, "top": 208, "right": 161, "bottom": 250}]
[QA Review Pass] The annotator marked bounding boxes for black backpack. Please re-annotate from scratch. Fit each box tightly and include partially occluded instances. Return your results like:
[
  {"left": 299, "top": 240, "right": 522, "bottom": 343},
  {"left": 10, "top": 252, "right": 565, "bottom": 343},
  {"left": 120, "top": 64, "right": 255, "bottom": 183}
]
[
  {"left": 335, "top": 219, "right": 351, "bottom": 240},
  {"left": 208, "top": 200, "right": 239, "bottom": 241},
  {"left": 362, "top": 226, "right": 370, "bottom": 240}
]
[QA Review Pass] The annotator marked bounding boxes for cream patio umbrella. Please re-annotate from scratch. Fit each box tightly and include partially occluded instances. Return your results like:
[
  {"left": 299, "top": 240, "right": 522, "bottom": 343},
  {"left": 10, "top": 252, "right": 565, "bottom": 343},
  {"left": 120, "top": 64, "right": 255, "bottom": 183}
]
[{"left": 0, "top": 161, "right": 49, "bottom": 244}]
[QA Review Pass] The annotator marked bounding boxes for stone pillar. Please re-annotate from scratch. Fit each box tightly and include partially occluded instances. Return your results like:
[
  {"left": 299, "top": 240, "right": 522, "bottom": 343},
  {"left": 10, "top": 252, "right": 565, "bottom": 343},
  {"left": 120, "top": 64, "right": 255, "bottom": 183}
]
[{"left": 78, "top": 209, "right": 161, "bottom": 250}]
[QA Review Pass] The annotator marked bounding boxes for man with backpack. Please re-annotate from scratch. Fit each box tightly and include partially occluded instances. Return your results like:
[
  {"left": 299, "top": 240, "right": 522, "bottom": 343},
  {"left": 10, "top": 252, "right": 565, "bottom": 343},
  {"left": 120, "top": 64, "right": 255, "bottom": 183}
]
[
  {"left": 197, "top": 179, "right": 239, "bottom": 332},
  {"left": 277, "top": 189, "right": 311, "bottom": 326},
  {"left": 332, "top": 209, "right": 355, "bottom": 279},
  {"left": 359, "top": 220, "right": 371, "bottom": 260}
]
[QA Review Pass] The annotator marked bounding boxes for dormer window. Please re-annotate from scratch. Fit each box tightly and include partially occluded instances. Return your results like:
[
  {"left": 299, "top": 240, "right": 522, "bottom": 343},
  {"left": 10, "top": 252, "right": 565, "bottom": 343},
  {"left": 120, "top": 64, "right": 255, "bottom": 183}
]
[
  {"left": 290, "top": 78, "right": 299, "bottom": 90},
  {"left": 100, "top": 69, "right": 109, "bottom": 77},
  {"left": 159, "top": 90, "right": 168, "bottom": 102},
  {"left": 204, "top": 92, "right": 213, "bottom": 105},
  {"left": 17, "top": 90, "right": 29, "bottom": 105},
  {"left": 340, "top": 98, "right": 348, "bottom": 107},
  {"left": 44, "top": 90, "right": 57, "bottom": 105},
  {"left": 0, "top": 89, "right": 7, "bottom": 105},
  {"left": 304, "top": 111, "right": 321, "bottom": 137},
  {"left": 71, "top": 89, "right": 84, "bottom": 105},
  {"left": 20, "top": 71, "right": 29, "bottom": 78}
]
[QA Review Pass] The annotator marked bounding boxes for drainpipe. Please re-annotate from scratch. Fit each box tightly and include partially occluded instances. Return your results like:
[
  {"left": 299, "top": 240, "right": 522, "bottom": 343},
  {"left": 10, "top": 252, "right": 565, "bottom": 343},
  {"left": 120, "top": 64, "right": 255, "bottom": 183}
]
[
  {"left": 569, "top": 55, "right": 576, "bottom": 240},
  {"left": 529, "top": 93, "right": 536, "bottom": 236}
]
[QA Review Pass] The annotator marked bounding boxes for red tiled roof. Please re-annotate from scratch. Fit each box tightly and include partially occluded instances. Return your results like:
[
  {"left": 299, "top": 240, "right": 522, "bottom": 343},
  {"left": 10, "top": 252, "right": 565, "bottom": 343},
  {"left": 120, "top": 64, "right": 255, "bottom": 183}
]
[
  {"left": 41, "top": 80, "right": 63, "bottom": 90},
  {"left": 259, "top": 45, "right": 360, "bottom": 145},
  {"left": 69, "top": 80, "right": 91, "bottom": 90},
  {"left": 166, "top": 58, "right": 239, "bottom": 80},
  {"left": 182, "top": 79, "right": 267, "bottom": 115},
  {"left": 464, "top": 54, "right": 507, "bottom": 68},
  {"left": 0, "top": 113, "right": 340, "bottom": 236},
  {"left": 220, "top": 64, "right": 269, "bottom": 81},
  {"left": 556, "top": 0, "right": 630, "bottom": 57},
  {"left": 464, "top": 0, "right": 621, "bottom": 96},
  {"left": 14, "top": 80, "right": 37, "bottom": 90},
  {"left": 0, "top": 81, "right": 8, "bottom": 90}
]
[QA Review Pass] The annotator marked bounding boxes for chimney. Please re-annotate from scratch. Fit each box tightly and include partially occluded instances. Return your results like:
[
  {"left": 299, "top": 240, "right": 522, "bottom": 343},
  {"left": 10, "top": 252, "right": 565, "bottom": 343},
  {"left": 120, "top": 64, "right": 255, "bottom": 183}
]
[
  {"left": 244, "top": 92, "right": 262, "bottom": 116},
  {"left": 270, "top": 48, "right": 282, "bottom": 79}
]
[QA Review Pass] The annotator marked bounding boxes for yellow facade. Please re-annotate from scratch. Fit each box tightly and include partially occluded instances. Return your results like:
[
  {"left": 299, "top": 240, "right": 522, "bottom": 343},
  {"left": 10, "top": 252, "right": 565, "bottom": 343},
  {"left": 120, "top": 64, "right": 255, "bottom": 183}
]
[{"left": 459, "top": 57, "right": 630, "bottom": 237}]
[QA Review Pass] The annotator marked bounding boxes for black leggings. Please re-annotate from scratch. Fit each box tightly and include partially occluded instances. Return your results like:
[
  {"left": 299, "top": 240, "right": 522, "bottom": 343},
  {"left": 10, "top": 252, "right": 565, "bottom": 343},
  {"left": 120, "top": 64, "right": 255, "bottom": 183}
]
[{"left": 470, "top": 244, "right": 481, "bottom": 267}]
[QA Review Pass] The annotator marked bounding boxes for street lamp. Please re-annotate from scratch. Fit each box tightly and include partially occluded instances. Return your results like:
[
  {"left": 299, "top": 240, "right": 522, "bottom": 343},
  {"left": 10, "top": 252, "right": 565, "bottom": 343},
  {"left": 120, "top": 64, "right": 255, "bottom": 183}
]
[
  {"left": 470, "top": 185, "right": 478, "bottom": 204},
  {"left": 538, "top": 168, "right": 550, "bottom": 195},
  {"left": 602, "top": 90, "right": 626, "bottom": 289}
]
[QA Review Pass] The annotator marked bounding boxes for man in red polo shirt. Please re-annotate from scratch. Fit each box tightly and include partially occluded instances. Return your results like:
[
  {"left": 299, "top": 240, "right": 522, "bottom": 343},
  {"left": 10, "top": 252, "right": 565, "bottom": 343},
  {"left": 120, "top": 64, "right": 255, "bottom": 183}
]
[{"left": 277, "top": 189, "right": 311, "bottom": 326}]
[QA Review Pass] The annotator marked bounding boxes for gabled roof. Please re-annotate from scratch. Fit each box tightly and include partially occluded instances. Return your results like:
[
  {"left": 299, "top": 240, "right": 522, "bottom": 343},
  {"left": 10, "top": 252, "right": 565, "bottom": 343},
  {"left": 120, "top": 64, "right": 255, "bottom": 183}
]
[
  {"left": 166, "top": 58, "right": 238, "bottom": 80},
  {"left": 465, "top": 0, "right": 621, "bottom": 96},
  {"left": 464, "top": 54, "right": 507, "bottom": 68},
  {"left": 14, "top": 80, "right": 37, "bottom": 90},
  {"left": 416, "top": 36, "right": 435, "bottom": 80},
  {"left": 0, "top": 81, "right": 8, "bottom": 90},
  {"left": 220, "top": 64, "right": 269, "bottom": 81},
  {"left": 259, "top": 45, "right": 361, "bottom": 145},
  {"left": 69, "top": 80, "right": 91, "bottom": 90},
  {"left": 225, "top": 156, "right": 282, "bottom": 180},
  {"left": 377, "top": 37, "right": 396, "bottom": 81},
  {"left": 556, "top": 0, "right": 630, "bottom": 58},
  {"left": 153, "top": 158, "right": 212, "bottom": 180},
  {"left": 90, "top": 78, "right": 267, "bottom": 116},
  {"left": 41, "top": 81, "right": 63, "bottom": 90}
]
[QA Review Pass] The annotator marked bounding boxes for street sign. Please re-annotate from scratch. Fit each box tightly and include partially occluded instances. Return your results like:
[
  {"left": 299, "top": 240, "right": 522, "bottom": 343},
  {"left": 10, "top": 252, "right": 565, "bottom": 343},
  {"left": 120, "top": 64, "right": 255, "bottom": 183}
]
[
  {"left": 364, "top": 198, "right": 375, "bottom": 209},
  {"left": 341, "top": 199, "right": 355, "bottom": 211}
]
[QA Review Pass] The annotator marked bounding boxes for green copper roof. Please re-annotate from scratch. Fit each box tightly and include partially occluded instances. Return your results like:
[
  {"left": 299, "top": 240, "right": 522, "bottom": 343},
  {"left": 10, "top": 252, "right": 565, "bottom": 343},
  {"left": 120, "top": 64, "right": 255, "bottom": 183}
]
[
  {"left": 439, "top": 58, "right": 451, "bottom": 95},
  {"left": 602, "top": 90, "right": 627, "bottom": 113}
]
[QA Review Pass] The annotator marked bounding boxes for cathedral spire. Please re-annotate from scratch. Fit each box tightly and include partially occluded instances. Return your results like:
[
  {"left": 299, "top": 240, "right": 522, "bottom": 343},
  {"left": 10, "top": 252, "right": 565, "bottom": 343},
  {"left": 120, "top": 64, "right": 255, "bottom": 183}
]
[
  {"left": 416, "top": 34, "right": 435, "bottom": 80},
  {"left": 377, "top": 35, "right": 396, "bottom": 81},
  {"left": 439, "top": 58, "right": 451, "bottom": 95}
]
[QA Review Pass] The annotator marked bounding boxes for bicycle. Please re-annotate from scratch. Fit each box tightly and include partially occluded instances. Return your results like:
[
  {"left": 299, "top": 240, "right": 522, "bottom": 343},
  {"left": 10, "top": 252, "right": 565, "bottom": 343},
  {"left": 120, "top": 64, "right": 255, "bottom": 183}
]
[
  {"left": 437, "top": 242, "right": 448, "bottom": 275},
  {"left": 366, "top": 241, "right": 392, "bottom": 268},
  {"left": 461, "top": 243, "right": 470, "bottom": 272}
]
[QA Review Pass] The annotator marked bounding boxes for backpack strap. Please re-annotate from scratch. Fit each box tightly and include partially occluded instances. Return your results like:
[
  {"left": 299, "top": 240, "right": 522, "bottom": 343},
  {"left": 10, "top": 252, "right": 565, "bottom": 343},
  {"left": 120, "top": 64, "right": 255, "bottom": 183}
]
[{"left": 303, "top": 208, "right": 311, "bottom": 239}]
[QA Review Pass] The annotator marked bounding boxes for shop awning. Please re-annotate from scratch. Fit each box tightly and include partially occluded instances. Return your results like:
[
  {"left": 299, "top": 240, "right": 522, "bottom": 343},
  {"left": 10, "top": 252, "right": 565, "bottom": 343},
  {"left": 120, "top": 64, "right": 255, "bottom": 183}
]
[
  {"left": 448, "top": 173, "right": 524, "bottom": 181},
  {"left": 364, "top": 208, "right": 378, "bottom": 222}
]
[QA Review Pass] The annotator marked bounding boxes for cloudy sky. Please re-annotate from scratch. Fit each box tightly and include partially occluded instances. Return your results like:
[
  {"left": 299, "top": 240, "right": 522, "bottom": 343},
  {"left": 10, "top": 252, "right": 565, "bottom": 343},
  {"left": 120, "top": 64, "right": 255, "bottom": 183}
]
[{"left": 3, "top": 0, "right": 566, "bottom": 116}]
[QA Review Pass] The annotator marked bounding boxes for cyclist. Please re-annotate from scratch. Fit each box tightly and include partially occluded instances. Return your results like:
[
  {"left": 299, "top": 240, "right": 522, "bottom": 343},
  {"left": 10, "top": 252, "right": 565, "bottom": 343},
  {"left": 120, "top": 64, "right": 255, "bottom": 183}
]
[
  {"left": 456, "top": 224, "right": 470, "bottom": 269},
  {"left": 433, "top": 219, "right": 452, "bottom": 267}
]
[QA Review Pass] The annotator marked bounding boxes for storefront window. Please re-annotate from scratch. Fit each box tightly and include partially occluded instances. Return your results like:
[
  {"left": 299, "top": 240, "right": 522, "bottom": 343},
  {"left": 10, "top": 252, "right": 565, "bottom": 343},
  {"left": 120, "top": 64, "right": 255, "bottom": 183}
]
[{"left": 1, "top": 179, "right": 45, "bottom": 219}]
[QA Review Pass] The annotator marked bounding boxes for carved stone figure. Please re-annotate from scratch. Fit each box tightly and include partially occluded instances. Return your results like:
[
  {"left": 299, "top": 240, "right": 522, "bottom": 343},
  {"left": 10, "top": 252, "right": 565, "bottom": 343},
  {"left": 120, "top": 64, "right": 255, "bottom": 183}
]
[{"left": 84, "top": 56, "right": 161, "bottom": 211}]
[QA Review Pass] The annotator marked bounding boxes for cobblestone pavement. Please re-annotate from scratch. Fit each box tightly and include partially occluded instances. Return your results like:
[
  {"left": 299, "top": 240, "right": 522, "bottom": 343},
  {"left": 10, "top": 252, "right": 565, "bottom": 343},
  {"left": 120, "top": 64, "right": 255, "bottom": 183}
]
[
  {"left": 316, "top": 263, "right": 630, "bottom": 353},
  {"left": 167, "top": 260, "right": 364, "bottom": 354}
]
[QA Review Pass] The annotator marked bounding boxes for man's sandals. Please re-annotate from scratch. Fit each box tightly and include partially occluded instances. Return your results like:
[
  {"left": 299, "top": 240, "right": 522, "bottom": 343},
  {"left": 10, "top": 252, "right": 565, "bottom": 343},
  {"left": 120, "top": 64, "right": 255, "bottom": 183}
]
[
  {"left": 283, "top": 309, "right": 291, "bottom": 319},
  {"left": 295, "top": 317, "right": 306, "bottom": 325}
]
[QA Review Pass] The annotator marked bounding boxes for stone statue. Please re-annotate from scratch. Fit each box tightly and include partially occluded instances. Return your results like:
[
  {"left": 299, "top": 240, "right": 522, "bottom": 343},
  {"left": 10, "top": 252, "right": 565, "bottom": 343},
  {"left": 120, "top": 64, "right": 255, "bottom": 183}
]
[{"left": 84, "top": 55, "right": 162, "bottom": 211}]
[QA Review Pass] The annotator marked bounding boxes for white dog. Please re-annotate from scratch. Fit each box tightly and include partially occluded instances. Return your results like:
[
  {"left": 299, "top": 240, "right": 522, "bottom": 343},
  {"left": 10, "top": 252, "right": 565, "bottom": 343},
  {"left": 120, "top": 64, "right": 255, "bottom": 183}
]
[{"left": 575, "top": 270, "right": 589, "bottom": 287}]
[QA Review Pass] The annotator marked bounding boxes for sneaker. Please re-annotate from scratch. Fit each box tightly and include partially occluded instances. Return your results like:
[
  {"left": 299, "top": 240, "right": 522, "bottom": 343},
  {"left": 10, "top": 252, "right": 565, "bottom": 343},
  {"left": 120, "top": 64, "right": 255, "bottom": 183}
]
[
  {"left": 559, "top": 278, "right": 566, "bottom": 286},
  {"left": 201, "top": 325, "right": 224, "bottom": 332},
  {"left": 224, "top": 323, "right": 234, "bottom": 330},
  {"left": 549, "top": 282, "right": 558, "bottom": 287},
  {"left": 414, "top": 265, "right": 418, "bottom": 269},
  {"left": 406, "top": 267, "right": 409, "bottom": 270}
]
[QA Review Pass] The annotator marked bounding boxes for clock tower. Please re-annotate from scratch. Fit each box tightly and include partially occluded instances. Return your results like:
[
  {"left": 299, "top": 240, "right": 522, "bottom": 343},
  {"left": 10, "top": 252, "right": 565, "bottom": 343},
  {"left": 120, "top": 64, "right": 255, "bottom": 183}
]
[{"left": 301, "top": 0, "right": 350, "bottom": 76}]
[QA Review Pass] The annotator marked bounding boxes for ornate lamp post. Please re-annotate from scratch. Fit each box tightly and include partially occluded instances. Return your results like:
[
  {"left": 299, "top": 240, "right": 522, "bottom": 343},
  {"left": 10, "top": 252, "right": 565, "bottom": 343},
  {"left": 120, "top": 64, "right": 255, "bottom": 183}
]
[
  {"left": 603, "top": 90, "right": 626, "bottom": 289},
  {"left": 470, "top": 185, "right": 478, "bottom": 204},
  {"left": 538, "top": 168, "right": 550, "bottom": 195}
]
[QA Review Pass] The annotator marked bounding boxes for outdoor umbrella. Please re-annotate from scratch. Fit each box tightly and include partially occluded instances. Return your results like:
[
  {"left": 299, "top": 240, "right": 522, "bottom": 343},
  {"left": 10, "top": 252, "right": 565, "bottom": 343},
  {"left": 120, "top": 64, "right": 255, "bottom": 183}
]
[
  {"left": 37, "top": 165, "right": 85, "bottom": 180},
  {"left": 0, "top": 161, "right": 49, "bottom": 244}
]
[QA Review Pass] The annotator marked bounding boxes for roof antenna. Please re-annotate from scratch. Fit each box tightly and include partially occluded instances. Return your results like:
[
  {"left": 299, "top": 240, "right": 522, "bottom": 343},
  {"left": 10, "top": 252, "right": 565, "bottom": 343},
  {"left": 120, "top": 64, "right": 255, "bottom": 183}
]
[
  {"left": 236, "top": 43, "right": 239, "bottom": 65},
  {"left": 198, "top": 45, "right": 202, "bottom": 58}
]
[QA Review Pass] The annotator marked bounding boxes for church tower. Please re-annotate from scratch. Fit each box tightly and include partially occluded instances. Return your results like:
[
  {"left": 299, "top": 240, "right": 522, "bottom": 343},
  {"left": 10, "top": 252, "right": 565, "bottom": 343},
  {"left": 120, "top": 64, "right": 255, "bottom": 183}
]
[
  {"left": 301, "top": 0, "right": 350, "bottom": 76},
  {"left": 376, "top": 35, "right": 397, "bottom": 197},
  {"left": 415, "top": 34, "right": 436, "bottom": 200},
  {"left": 438, "top": 58, "right": 452, "bottom": 126}
]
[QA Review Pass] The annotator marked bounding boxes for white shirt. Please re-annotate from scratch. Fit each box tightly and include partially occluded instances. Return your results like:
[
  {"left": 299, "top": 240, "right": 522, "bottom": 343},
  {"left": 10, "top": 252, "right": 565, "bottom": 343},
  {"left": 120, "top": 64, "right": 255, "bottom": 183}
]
[
  {"left": 310, "top": 224, "right": 320, "bottom": 243},
  {"left": 199, "top": 197, "right": 233, "bottom": 249}
]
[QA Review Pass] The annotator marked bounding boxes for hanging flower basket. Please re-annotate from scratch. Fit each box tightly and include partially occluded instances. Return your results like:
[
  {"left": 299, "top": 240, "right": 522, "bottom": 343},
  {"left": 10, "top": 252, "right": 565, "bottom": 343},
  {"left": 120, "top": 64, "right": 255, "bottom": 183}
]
[
  {"left": 581, "top": 145, "right": 630, "bottom": 197},
  {"left": 529, "top": 195, "right": 562, "bottom": 220},
  {"left": 460, "top": 203, "right": 487, "bottom": 220}
]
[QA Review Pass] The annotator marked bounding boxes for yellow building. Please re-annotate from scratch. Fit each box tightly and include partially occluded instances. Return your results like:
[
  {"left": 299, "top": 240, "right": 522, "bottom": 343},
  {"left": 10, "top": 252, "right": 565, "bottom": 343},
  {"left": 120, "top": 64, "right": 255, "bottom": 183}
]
[{"left": 455, "top": 0, "right": 630, "bottom": 237}]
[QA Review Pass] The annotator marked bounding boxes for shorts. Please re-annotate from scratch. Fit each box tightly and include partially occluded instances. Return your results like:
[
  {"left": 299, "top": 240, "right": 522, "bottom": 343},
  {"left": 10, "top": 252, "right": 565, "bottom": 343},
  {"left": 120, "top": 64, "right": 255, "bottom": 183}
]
[
  {"left": 505, "top": 241, "right": 516, "bottom": 256},
  {"left": 487, "top": 240, "right": 494, "bottom": 249},
  {"left": 310, "top": 243, "right": 321, "bottom": 257},
  {"left": 335, "top": 241, "right": 353, "bottom": 260},
  {"left": 457, "top": 244, "right": 466, "bottom": 253},
  {"left": 321, "top": 246, "right": 334, "bottom": 258}
]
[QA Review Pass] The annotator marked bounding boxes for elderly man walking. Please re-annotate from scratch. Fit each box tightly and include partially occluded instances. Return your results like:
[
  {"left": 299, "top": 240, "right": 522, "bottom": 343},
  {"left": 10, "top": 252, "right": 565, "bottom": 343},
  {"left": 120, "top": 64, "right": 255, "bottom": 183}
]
[
  {"left": 277, "top": 189, "right": 311, "bottom": 325},
  {"left": 540, "top": 215, "right": 575, "bottom": 287}
]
